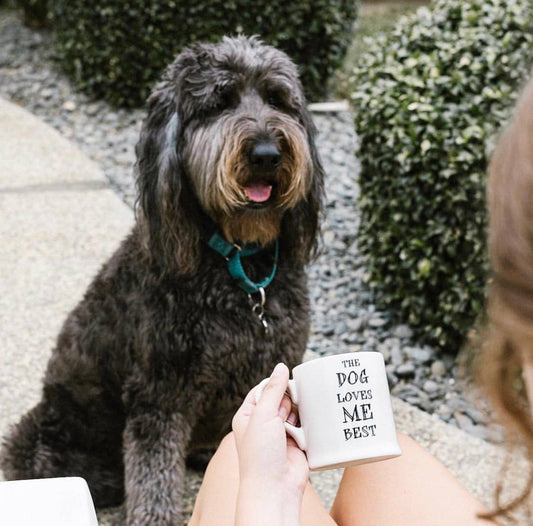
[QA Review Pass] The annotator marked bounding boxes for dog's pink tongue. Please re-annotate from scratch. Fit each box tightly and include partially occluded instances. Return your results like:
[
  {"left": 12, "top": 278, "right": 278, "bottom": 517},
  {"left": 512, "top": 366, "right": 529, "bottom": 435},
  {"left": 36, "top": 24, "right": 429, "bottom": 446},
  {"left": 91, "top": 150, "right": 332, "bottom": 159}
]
[{"left": 245, "top": 181, "right": 272, "bottom": 203}]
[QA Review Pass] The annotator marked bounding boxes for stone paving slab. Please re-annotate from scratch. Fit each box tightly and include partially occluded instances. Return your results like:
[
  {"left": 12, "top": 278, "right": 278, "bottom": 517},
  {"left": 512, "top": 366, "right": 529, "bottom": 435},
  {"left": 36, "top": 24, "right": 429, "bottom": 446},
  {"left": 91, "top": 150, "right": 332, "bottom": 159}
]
[
  {"left": 0, "top": 99, "right": 105, "bottom": 189},
  {"left": 0, "top": 97, "right": 530, "bottom": 525},
  {"left": 0, "top": 99, "right": 134, "bottom": 435}
]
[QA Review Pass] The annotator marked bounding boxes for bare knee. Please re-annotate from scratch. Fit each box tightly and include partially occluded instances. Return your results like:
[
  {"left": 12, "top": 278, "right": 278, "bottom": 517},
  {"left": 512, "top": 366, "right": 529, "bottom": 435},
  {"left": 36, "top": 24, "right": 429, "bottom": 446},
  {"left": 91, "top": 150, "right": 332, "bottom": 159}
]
[
  {"left": 217, "top": 432, "right": 237, "bottom": 453},
  {"left": 188, "top": 433, "right": 240, "bottom": 526}
]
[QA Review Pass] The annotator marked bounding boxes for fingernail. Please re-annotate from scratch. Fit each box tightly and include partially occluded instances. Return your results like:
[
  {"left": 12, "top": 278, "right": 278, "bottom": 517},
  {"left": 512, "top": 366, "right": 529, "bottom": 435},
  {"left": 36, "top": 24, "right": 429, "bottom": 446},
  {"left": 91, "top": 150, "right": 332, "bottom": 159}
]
[
  {"left": 279, "top": 405, "right": 289, "bottom": 421},
  {"left": 271, "top": 363, "right": 285, "bottom": 377}
]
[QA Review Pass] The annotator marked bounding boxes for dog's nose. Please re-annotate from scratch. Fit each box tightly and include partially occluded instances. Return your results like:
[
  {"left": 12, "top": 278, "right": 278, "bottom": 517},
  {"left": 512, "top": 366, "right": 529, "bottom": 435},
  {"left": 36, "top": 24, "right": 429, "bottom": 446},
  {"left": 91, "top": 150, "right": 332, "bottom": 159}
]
[{"left": 250, "top": 141, "right": 281, "bottom": 170}]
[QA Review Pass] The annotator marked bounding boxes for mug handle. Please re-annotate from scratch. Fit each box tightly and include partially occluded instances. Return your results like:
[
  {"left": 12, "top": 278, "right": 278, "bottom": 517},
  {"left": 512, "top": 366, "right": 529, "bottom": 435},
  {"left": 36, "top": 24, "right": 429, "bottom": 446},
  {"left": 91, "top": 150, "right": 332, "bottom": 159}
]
[{"left": 254, "top": 378, "right": 307, "bottom": 451}]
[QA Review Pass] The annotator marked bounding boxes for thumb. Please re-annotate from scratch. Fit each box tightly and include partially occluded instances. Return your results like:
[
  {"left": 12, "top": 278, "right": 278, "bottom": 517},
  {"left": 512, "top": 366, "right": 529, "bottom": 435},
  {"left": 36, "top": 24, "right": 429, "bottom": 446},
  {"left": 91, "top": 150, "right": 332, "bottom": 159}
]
[{"left": 254, "top": 363, "right": 290, "bottom": 417}]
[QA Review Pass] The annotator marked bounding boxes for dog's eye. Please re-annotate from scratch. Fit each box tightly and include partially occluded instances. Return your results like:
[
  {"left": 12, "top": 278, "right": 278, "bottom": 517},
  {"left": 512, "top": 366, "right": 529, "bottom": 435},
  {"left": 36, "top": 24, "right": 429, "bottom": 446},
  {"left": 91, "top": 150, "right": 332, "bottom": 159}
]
[
  {"left": 215, "top": 84, "right": 238, "bottom": 110},
  {"left": 266, "top": 90, "right": 286, "bottom": 110}
]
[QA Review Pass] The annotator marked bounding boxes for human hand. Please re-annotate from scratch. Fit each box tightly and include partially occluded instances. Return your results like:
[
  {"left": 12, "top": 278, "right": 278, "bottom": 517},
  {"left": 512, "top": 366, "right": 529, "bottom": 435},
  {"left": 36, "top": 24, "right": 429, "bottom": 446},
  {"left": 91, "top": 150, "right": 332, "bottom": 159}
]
[{"left": 232, "top": 363, "right": 309, "bottom": 526}]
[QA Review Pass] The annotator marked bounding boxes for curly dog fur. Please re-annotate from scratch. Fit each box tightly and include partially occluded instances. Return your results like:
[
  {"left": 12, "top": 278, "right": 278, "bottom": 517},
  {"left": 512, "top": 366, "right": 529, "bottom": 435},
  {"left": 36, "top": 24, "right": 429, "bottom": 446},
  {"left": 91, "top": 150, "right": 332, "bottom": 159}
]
[{"left": 1, "top": 36, "right": 324, "bottom": 525}]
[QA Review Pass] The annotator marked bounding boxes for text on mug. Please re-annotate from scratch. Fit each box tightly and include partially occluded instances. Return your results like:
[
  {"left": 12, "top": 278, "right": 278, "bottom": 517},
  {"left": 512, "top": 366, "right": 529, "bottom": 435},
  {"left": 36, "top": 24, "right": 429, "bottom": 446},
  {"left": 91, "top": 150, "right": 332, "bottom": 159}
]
[{"left": 336, "top": 369, "right": 369, "bottom": 388}]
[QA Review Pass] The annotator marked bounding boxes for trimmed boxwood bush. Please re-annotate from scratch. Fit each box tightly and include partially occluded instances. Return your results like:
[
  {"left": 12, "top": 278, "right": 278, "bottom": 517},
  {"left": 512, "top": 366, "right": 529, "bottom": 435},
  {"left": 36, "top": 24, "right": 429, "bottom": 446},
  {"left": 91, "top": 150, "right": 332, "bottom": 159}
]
[
  {"left": 50, "top": 0, "right": 358, "bottom": 107},
  {"left": 350, "top": 0, "right": 533, "bottom": 351}
]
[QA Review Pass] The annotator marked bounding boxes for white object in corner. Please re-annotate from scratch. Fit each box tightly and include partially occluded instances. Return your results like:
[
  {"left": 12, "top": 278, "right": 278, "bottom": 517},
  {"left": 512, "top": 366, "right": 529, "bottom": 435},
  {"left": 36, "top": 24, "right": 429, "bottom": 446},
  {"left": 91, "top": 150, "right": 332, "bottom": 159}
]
[{"left": 0, "top": 477, "right": 98, "bottom": 526}]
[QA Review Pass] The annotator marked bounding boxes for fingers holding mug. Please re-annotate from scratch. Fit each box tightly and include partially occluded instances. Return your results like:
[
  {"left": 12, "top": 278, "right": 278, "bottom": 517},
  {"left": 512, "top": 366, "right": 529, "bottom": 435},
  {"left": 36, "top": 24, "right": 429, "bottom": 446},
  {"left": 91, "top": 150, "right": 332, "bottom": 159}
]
[
  {"left": 252, "top": 365, "right": 299, "bottom": 424},
  {"left": 254, "top": 363, "right": 290, "bottom": 418},
  {"left": 233, "top": 363, "right": 292, "bottom": 440},
  {"left": 279, "top": 391, "right": 294, "bottom": 422}
]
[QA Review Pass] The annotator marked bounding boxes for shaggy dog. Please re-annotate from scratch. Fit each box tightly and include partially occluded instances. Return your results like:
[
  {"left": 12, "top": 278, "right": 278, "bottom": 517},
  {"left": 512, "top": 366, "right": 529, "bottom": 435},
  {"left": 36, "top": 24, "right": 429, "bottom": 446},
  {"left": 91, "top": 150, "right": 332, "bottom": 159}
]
[{"left": 1, "top": 36, "right": 324, "bottom": 525}]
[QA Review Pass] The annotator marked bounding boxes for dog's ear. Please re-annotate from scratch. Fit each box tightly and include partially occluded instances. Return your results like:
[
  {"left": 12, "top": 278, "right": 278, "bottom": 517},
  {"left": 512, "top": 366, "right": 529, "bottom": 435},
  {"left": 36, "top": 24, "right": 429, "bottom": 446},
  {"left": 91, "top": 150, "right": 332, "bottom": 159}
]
[
  {"left": 282, "top": 107, "right": 325, "bottom": 265},
  {"left": 134, "top": 65, "right": 200, "bottom": 276}
]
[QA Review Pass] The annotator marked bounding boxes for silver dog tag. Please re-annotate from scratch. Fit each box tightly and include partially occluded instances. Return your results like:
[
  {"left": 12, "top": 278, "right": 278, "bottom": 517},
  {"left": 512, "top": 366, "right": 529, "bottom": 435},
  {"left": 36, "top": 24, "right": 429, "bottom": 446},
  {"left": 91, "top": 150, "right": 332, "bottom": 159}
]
[{"left": 249, "top": 288, "right": 269, "bottom": 335}]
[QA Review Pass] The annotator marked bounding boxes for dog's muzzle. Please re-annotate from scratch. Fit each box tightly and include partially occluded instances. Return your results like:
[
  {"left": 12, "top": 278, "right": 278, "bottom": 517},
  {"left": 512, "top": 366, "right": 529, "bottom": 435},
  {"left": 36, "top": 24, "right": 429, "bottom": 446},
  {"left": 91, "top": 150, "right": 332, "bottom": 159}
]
[
  {"left": 250, "top": 140, "right": 281, "bottom": 171},
  {"left": 244, "top": 140, "right": 281, "bottom": 208}
]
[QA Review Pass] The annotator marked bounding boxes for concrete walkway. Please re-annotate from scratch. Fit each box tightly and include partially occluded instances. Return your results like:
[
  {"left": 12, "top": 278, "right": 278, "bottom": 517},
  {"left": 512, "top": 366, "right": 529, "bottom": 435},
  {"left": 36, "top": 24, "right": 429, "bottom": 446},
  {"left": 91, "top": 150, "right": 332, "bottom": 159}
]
[{"left": 0, "top": 97, "right": 529, "bottom": 524}]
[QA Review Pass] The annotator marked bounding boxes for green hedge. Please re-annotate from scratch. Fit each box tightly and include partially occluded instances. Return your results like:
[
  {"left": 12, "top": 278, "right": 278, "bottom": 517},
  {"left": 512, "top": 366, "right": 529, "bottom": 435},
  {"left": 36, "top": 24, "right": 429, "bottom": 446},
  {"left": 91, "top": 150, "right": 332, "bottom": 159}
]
[
  {"left": 50, "top": 0, "right": 359, "bottom": 107},
  {"left": 350, "top": 0, "right": 533, "bottom": 351}
]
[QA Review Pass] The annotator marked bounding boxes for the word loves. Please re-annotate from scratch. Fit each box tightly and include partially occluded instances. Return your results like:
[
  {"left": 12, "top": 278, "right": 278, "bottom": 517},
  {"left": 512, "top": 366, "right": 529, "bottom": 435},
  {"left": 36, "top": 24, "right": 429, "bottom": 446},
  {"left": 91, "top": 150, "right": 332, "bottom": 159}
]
[{"left": 336, "top": 389, "right": 373, "bottom": 404}]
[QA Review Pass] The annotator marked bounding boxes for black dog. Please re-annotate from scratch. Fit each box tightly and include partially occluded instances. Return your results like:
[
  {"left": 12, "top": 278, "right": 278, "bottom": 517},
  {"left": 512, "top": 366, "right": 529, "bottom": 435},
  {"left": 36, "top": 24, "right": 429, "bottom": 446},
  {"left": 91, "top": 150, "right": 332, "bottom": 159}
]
[{"left": 1, "top": 36, "right": 324, "bottom": 525}]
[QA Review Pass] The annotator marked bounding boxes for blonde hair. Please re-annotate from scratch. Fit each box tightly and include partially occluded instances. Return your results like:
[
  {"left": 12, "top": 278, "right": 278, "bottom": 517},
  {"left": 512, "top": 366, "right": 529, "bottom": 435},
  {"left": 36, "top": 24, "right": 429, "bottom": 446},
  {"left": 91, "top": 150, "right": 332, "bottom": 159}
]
[{"left": 474, "top": 77, "right": 533, "bottom": 518}]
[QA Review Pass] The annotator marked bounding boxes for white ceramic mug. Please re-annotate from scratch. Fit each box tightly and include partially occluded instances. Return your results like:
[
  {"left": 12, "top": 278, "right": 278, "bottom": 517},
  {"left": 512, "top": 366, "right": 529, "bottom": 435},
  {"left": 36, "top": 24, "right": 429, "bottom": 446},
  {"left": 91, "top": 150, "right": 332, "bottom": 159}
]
[{"left": 256, "top": 352, "right": 402, "bottom": 471}]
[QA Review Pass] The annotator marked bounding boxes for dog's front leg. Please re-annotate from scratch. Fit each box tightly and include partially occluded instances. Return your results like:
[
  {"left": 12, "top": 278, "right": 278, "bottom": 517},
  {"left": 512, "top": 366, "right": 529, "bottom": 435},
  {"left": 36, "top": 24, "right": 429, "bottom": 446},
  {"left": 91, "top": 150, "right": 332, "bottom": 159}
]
[{"left": 123, "top": 408, "right": 194, "bottom": 526}]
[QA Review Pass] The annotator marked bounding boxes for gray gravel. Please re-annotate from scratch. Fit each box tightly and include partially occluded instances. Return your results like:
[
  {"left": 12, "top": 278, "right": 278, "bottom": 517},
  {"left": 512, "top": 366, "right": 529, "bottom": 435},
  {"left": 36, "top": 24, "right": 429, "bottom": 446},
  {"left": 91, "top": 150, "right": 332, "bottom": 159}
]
[{"left": 0, "top": 8, "right": 496, "bottom": 443}]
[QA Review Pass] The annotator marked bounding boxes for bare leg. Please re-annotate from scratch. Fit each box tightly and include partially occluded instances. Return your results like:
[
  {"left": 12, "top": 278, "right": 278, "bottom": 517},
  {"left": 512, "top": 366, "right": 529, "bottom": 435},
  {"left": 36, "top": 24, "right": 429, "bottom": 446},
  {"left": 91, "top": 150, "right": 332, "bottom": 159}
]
[
  {"left": 188, "top": 434, "right": 337, "bottom": 526},
  {"left": 331, "top": 432, "right": 496, "bottom": 526}
]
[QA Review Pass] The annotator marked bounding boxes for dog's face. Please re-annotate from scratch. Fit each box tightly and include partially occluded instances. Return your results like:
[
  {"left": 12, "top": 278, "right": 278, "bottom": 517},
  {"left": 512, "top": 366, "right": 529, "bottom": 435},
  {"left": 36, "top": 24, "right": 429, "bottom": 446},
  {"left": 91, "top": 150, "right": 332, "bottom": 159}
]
[
  {"left": 136, "top": 36, "right": 323, "bottom": 274},
  {"left": 176, "top": 38, "right": 313, "bottom": 245}
]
